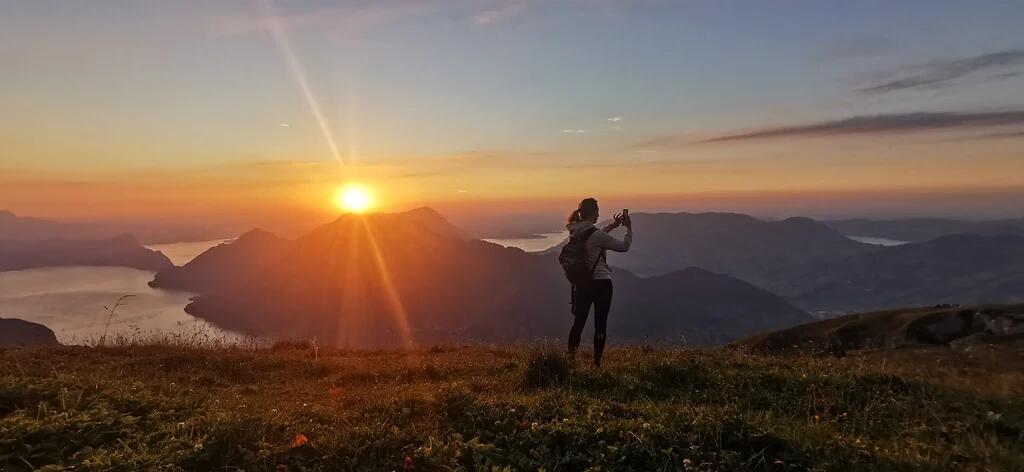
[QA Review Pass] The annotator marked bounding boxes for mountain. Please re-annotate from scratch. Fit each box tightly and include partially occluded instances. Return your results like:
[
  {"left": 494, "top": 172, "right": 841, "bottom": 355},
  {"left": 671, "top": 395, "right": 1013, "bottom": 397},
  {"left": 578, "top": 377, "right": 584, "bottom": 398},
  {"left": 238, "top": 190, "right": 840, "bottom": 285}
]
[
  {"left": 610, "top": 267, "right": 811, "bottom": 345},
  {"left": 148, "top": 229, "right": 291, "bottom": 292},
  {"left": 0, "top": 318, "right": 60, "bottom": 346},
  {"left": 0, "top": 234, "right": 172, "bottom": 272},
  {"left": 589, "top": 212, "right": 873, "bottom": 284},
  {"left": 787, "top": 234, "right": 1024, "bottom": 313},
  {"left": 158, "top": 208, "right": 813, "bottom": 347},
  {"left": 825, "top": 217, "right": 1024, "bottom": 242},
  {"left": 736, "top": 304, "right": 1024, "bottom": 355},
  {"left": 0, "top": 209, "right": 227, "bottom": 245}
]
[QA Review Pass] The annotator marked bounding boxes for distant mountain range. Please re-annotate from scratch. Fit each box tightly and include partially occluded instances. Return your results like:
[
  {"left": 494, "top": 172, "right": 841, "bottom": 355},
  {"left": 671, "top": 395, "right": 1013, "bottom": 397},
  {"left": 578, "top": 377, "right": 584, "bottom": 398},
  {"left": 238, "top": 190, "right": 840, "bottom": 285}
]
[
  {"left": 0, "top": 234, "right": 172, "bottom": 272},
  {"left": 7, "top": 206, "right": 1022, "bottom": 339},
  {"left": 0, "top": 209, "right": 228, "bottom": 244},
  {"left": 785, "top": 234, "right": 1024, "bottom": 312},
  {"left": 151, "top": 208, "right": 812, "bottom": 347},
  {"left": 591, "top": 212, "right": 874, "bottom": 283},
  {"left": 578, "top": 212, "right": 1024, "bottom": 314},
  {"left": 825, "top": 217, "right": 1024, "bottom": 242}
]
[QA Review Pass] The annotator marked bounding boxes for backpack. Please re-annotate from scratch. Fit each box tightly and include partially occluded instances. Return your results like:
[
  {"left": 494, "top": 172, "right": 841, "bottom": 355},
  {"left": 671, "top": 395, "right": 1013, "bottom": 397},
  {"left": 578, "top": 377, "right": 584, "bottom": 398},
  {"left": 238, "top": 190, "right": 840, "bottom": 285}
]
[{"left": 558, "top": 227, "right": 605, "bottom": 285}]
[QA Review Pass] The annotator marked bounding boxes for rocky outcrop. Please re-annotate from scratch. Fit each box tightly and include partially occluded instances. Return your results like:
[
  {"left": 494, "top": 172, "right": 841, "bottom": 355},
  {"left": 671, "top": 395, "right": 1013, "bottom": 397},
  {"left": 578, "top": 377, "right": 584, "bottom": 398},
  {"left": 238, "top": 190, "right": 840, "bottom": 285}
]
[{"left": 0, "top": 318, "right": 60, "bottom": 346}]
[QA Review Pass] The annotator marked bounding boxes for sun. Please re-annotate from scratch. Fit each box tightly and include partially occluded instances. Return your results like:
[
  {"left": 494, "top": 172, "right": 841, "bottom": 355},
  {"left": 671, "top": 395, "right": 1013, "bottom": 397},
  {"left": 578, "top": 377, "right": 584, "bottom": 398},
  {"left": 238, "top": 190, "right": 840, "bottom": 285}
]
[{"left": 334, "top": 183, "right": 376, "bottom": 214}]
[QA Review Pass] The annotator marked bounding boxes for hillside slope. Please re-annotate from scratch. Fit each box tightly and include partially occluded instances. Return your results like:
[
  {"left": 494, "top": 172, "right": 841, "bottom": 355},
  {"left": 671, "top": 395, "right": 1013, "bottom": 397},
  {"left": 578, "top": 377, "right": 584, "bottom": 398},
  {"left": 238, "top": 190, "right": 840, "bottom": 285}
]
[
  {"left": 736, "top": 304, "right": 1024, "bottom": 355},
  {"left": 1, "top": 344, "right": 1021, "bottom": 471}
]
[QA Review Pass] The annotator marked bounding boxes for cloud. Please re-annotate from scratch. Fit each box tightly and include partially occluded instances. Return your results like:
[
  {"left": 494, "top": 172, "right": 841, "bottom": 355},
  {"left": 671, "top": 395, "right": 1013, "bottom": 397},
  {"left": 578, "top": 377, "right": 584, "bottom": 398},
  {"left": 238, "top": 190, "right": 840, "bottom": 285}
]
[
  {"left": 813, "top": 35, "right": 897, "bottom": 62},
  {"left": 473, "top": 1, "right": 530, "bottom": 25},
  {"left": 978, "top": 130, "right": 1024, "bottom": 139},
  {"left": 607, "top": 116, "right": 623, "bottom": 122},
  {"left": 705, "top": 111, "right": 1024, "bottom": 143},
  {"left": 636, "top": 110, "right": 1024, "bottom": 147},
  {"left": 861, "top": 49, "right": 1024, "bottom": 94},
  {"left": 562, "top": 129, "right": 586, "bottom": 134}
]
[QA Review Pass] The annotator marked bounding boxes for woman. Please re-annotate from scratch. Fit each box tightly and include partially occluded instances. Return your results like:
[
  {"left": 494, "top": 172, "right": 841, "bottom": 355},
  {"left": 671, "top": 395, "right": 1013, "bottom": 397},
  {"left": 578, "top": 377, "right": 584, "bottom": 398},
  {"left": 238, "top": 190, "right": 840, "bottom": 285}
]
[{"left": 564, "top": 197, "right": 633, "bottom": 367}]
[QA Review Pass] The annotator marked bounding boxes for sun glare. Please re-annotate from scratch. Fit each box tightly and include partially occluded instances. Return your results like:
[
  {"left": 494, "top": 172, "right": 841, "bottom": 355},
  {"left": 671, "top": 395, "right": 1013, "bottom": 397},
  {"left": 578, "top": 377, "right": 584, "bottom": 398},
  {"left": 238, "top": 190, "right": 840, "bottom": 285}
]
[{"left": 335, "top": 184, "right": 376, "bottom": 213}]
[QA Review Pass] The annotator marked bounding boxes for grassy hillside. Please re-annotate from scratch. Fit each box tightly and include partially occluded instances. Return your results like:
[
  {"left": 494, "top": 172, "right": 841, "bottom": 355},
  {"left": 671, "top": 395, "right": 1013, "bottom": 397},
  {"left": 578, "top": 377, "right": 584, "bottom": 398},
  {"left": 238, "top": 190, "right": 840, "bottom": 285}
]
[
  {"left": 737, "top": 304, "right": 1024, "bottom": 355},
  {"left": 2, "top": 343, "right": 1022, "bottom": 471}
]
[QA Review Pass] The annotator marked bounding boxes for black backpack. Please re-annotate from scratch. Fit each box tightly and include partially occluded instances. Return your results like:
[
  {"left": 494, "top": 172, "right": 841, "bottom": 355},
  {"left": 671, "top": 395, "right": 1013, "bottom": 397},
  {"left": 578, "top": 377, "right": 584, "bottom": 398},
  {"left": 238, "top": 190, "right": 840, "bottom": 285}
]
[{"left": 558, "top": 227, "right": 605, "bottom": 285}]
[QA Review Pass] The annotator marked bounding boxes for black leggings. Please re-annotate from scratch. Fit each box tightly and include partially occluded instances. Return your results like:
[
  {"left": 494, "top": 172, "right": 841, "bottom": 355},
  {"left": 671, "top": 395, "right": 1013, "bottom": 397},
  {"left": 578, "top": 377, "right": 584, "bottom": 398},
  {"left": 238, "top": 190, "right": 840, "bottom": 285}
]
[{"left": 568, "top": 279, "right": 613, "bottom": 365}]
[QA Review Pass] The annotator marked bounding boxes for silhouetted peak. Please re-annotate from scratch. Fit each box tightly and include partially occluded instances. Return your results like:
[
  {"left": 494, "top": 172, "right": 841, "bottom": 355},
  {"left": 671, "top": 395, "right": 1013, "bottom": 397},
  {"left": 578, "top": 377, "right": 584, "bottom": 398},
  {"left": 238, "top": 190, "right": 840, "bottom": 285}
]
[
  {"left": 234, "top": 228, "right": 281, "bottom": 244},
  {"left": 321, "top": 207, "right": 464, "bottom": 240},
  {"left": 110, "top": 233, "right": 141, "bottom": 245},
  {"left": 0, "top": 210, "right": 15, "bottom": 219}
]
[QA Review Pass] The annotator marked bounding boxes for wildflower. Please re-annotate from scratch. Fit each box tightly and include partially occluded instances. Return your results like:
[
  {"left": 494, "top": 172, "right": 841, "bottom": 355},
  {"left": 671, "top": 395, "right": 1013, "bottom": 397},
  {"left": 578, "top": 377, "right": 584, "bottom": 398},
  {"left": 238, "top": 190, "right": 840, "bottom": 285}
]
[
  {"left": 293, "top": 433, "right": 309, "bottom": 447},
  {"left": 403, "top": 456, "right": 414, "bottom": 469},
  {"left": 683, "top": 458, "right": 692, "bottom": 466}
]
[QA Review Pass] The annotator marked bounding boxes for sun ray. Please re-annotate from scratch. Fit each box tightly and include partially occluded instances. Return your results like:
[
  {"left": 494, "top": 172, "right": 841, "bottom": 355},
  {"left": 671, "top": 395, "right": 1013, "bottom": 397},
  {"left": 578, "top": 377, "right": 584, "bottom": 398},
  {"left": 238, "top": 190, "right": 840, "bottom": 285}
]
[
  {"left": 258, "top": 0, "right": 346, "bottom": 166},
  {"left": 358, "top": 217, "right": 415, "bottom": 349}
]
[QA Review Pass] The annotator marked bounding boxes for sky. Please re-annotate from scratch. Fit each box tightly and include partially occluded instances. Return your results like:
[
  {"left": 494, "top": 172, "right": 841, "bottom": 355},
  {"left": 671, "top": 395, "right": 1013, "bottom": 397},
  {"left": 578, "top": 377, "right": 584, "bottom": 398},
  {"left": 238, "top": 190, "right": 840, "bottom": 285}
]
[{"left": 2, "top": 0, "right": 1024, "bottom": 235}]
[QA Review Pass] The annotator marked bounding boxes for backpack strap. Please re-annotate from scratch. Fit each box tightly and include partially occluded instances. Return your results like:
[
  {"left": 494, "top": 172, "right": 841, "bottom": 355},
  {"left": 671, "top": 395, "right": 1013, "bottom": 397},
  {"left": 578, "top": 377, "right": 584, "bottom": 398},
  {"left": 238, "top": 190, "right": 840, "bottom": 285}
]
[
  {"left": 570, "top": 226, "right": 601, "bottom": 315},
  {"left": 582, "top": 227, "right": 604, "bottom": 277}
]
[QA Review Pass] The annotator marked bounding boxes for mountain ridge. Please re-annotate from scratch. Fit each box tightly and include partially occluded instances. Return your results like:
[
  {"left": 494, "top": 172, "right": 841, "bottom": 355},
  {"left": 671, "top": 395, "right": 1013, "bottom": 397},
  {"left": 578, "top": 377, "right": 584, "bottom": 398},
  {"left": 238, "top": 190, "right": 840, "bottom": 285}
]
[{"left": 153, "top": 208, "right": 812, "bottom": 347}]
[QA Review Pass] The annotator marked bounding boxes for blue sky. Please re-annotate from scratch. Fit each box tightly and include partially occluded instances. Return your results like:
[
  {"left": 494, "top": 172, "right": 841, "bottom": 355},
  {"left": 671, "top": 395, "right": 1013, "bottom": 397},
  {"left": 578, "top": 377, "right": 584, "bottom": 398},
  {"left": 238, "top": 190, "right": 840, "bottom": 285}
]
[{"left": 2, "top": 0, "right": 1023, "bottom": 223}]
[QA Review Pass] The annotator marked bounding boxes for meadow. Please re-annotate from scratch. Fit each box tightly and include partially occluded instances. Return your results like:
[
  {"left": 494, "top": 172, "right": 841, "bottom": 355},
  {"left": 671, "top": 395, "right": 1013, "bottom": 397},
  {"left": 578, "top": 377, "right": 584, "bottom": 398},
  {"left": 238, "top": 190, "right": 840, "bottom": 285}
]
[{"left": 1, "top": 341, "right": 1022, "bottom": 471}]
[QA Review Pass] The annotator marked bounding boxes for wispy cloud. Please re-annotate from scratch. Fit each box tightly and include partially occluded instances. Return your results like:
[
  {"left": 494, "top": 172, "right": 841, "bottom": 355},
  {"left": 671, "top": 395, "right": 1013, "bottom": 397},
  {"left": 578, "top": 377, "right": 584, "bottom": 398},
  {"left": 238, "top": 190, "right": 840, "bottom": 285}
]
[
  {"left": 705, "top": 111, "right": 1024, "bottom": 143},
  {"left": 861, "top": 49, "right": 1024, "bottom": 94},
  {"left": 607, "top": 116, "right": 623, "bottom": 122},
  {"left": 636, "top": 110, "right": 1024, "bottom": 147},
  {"left": 562, "top": 129, "right": 586, "bottom": 134},
  {"left": 977, "top": 129, "right": 1024, "bottom": 139},
  {"left": 813, "top": 35, "right": 897, "bottom": 62},
  {"left": 473, "top": 1, "right": 530, "bottom": 25}
]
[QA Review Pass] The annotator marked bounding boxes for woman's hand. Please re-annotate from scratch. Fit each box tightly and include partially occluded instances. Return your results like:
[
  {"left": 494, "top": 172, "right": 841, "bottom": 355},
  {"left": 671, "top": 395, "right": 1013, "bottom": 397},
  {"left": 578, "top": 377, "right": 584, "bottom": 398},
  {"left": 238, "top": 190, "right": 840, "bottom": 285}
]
[{"left": 611, "top": 212, "right": 624, "bottom": 228}]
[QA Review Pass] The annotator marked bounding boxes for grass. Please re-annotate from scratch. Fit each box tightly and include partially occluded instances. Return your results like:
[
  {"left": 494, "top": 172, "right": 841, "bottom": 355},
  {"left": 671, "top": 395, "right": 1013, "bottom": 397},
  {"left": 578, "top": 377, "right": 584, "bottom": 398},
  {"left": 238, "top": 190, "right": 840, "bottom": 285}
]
[{"left": 1, "top": 342, "right": 1022, "bottom": 471}]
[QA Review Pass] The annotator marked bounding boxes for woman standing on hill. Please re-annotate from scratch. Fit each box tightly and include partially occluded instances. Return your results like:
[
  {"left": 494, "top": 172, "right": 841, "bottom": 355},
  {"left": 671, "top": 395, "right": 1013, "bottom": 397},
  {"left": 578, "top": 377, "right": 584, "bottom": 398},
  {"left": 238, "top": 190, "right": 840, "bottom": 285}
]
[{"left": 563, "top": 198, "right": 633, "bottom": 367}]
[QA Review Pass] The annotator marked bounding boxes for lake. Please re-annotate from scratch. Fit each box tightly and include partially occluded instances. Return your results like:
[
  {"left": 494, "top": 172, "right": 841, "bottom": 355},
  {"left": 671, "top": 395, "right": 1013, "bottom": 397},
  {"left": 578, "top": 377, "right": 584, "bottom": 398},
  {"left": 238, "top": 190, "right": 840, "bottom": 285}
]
[
  {"left": 0, "top": 240, "right": 243, "bottom": 345},
  {"left": 847, "top": 235, "right": 909, "bottom": 246},
  {"left": 483, "top": 231, "right": 568, "bottom": 252}
]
